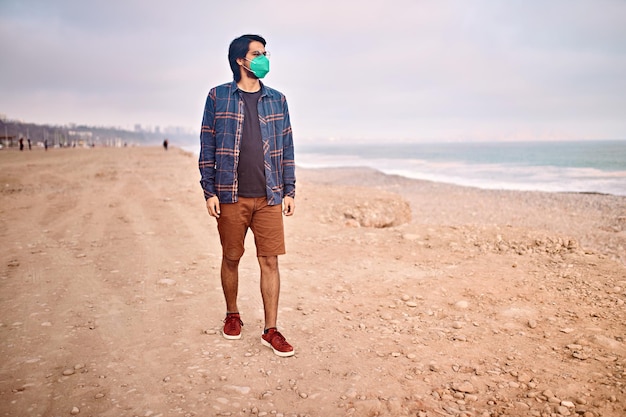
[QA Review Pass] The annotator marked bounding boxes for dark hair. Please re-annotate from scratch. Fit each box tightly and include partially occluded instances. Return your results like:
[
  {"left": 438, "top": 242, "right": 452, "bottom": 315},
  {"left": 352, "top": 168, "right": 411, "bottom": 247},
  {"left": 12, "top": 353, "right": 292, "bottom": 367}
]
[{"left": 228, "top": 34, "right": 266, "bottom": 82}]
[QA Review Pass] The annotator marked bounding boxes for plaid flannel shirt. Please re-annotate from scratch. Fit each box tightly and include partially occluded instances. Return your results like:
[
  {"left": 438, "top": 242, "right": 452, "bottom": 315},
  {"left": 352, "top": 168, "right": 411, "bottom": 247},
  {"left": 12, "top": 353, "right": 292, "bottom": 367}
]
[{"left": 199, "top": 81, "right": 296, "bottom": 205}]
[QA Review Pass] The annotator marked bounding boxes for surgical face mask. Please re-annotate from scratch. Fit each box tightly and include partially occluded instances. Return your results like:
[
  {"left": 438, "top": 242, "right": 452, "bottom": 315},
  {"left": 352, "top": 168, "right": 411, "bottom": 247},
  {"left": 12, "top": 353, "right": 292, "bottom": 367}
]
[{"left": 244, "top": 55, "right": 270, "bottom": 78}]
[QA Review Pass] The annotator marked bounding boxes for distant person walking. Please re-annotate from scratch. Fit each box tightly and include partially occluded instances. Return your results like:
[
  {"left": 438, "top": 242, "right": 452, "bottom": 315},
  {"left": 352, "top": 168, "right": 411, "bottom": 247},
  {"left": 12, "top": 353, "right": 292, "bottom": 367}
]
[
  {"left": 19, "top": 138, "right": 24, "bottom": 151},
  {"left": 199, "top": 34, "right": 296, "bottom": 357},
  {"left": 27, "top": 138, "right": 31, "bottom": 150},
  {"left": 163, "top": 139, "right": 168, "bottom": 150}
]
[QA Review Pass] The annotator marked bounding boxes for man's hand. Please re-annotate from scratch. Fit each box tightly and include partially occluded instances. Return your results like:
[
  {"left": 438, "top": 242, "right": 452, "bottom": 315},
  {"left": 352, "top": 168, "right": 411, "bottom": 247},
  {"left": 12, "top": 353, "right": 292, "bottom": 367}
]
[
  {"left": 206, "top": 196, "right": 221, "bottom": 218},
  {"left": 283, "top": 196, "right": 295, "bottom": 216}
]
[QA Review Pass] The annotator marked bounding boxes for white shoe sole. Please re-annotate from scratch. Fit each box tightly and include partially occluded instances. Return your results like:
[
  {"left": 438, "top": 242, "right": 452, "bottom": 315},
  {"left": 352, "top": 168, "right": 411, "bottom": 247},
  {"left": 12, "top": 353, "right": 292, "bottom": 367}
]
[
  {"left": 222, "top": 331, "right": 241, "bottom": 340},
  {"left": 261, "top": 338, "right": 295, "bottom": 357}
]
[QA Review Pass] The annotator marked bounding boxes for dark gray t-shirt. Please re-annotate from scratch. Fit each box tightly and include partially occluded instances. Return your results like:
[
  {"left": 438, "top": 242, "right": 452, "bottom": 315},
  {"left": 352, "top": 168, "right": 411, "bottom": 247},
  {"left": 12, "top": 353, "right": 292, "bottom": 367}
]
[{"left": 238, "top": 90, "right": 266, "bottom": 198}]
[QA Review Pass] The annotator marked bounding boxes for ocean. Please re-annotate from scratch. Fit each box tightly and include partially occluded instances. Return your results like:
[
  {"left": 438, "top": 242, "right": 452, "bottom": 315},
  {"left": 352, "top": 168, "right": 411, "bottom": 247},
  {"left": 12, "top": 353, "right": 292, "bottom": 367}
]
[{"left": 296, "top": 140, "right": 626, "bottom": 196}]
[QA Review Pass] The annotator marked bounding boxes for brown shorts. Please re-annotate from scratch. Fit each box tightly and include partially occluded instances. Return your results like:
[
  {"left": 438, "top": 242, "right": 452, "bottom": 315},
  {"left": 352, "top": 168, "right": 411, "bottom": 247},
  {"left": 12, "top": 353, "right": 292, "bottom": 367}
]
[{"left": 217, "top": 197, "right": 285, "bottom": 260}]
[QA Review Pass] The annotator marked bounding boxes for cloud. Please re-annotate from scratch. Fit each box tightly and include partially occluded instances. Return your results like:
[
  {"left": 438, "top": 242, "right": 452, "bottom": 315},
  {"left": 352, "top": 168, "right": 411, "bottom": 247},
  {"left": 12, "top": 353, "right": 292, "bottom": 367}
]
[{"left": 1, "top": 0, "right": 625, "bottom": 140}]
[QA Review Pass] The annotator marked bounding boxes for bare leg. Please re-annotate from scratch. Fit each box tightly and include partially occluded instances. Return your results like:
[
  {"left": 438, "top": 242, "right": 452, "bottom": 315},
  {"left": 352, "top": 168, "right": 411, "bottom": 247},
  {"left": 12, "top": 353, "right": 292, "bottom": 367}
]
[
  {"left": 258, "top": 255, "right": 280, "bottom": 329},
  {"left": 221, "top": 257, "right": 240, "bottom": 313}
]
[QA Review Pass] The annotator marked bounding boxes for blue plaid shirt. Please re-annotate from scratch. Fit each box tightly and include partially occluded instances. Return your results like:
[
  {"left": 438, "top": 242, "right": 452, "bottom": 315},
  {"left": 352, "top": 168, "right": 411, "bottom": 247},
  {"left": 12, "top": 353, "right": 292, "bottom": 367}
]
[{"left": 199, "top": 81, "right": 296, "bottom": 205}]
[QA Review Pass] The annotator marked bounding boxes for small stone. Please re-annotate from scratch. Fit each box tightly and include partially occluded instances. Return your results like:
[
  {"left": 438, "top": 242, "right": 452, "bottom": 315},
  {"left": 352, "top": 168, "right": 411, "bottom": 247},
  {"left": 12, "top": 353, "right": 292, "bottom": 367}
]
[
  {"left": 157, "top": 278, "right": 176, "bottom": 286},
  {"left": 94, "top": 393, "right": 105, "bottom": 399},
  {"left": 406, "top": 301, "right": 418, "bottom": 307},
  {"left": 455, "top": 300, "right": 469, "bottom": 309},
  {"left": 70, "top": 407, "right": 80, "bottom": 415},
  {"left": 452, "top": 381, "right": 476, "bottom": 394},
  {"left": 299, "top": 392, "right": 308, "bottom": 398},
  {"left": 561, "top": 400, "right": 575, "bottom": 408},
  {"left": 556, "top": 405, "right": 569, "bottom": 415},
  {"left": 528, "top": 319, "right": 538, "bottom": 329},
  {"left": 62, "top": 369, "right": 75, "bottom": 376},
  {"left": 429, "top": 363, "right": 441, "bottom": 372}
]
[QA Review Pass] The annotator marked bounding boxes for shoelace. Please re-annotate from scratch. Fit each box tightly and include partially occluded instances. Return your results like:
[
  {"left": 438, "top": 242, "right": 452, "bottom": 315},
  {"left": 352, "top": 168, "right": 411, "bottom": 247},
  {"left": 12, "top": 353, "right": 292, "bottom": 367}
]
[
  {"left": 224, "top": 315, "right": 243, "bottom": 327},
  {"left": 269, "top": 331, "right": 288, "bottom": 346}
]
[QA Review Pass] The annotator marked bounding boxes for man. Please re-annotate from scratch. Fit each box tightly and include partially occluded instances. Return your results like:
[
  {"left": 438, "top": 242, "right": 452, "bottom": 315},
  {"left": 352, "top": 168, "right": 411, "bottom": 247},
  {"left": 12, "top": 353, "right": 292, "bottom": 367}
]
[{"left": 199, "top": 34, "right": 296, "bottom": 357}]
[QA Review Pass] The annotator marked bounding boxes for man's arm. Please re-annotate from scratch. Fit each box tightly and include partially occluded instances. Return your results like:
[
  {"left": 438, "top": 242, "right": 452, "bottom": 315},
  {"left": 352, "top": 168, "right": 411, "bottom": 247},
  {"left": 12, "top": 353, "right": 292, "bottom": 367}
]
[
  {"left": 199, "top": 90, "right": 219, "bottom": 216},
  {"left": 281, "top": 97, "right": 296, "bottom": 200}
]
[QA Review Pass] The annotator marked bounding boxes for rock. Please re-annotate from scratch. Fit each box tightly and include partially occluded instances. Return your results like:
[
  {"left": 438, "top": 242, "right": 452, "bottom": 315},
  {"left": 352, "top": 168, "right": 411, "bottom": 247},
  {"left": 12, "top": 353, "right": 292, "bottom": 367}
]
[
  {"left": 556, "top": 405, "right": 570, "bottom": 415},
  {"left": 70, "top": 407, "right": 80, "bottom": 415},
  {"left": 158, "top": 278, "right": 176, "bottom": 286},
  {"left": 451, "top": 381, "right": 476, "bottom": 394},
  {"left": 338, "top": 194, "right": 411, "bottom": 228}
]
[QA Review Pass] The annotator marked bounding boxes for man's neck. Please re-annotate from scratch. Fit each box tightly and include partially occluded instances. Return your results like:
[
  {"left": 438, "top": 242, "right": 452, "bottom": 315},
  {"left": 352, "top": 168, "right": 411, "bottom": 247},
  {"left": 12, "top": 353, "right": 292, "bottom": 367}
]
[{"left": 237, "top": 77, "right": 261, "bottom": 93}]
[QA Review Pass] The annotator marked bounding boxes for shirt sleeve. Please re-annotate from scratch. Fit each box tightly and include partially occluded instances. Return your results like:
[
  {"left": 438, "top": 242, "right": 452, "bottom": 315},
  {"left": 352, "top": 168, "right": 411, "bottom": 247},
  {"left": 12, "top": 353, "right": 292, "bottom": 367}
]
[
  {"left": 199, "top": 90, "right": 217, "bottom": 200},
  {"left": 281, "top": 97, "right": 296, "bottom": 199}
]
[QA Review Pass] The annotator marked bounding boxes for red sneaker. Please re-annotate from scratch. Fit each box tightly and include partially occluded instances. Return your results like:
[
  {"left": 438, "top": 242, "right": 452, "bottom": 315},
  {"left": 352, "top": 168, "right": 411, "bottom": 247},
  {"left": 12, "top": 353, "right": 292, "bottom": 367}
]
[
  {"left": 261, "top": 328, "right": 295, "bottom": 357},
  {"left": 222, "top": 313, "right": 243, "bottom": 340}
]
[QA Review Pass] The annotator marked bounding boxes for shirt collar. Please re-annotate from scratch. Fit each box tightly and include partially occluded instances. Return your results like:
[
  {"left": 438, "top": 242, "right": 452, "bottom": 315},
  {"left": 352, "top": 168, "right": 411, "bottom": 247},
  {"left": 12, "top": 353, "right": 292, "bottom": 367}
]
[{"left": 231, "top": 80, "right": 269, "bottom": 97}]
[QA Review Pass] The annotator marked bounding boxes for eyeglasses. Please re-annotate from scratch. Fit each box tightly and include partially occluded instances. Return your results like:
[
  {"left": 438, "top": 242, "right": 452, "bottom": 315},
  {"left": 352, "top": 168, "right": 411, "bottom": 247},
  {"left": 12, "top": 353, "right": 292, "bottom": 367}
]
[{"left": 250, "top": 50, "right": 270, "bottom": 58}]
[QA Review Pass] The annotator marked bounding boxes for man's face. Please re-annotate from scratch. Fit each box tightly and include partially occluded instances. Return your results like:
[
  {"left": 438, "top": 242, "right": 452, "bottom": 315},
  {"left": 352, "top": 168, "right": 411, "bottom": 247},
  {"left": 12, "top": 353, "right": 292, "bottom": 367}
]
[{"left": 239, "top": 41, "right": 267, "bottom": 79}]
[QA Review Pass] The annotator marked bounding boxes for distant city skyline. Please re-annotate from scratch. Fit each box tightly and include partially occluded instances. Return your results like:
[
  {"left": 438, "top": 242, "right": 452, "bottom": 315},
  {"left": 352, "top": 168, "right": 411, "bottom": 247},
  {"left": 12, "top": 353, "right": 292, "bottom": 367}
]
[{"left": 1, "top": 1, "right": 625, "bottom": 143}]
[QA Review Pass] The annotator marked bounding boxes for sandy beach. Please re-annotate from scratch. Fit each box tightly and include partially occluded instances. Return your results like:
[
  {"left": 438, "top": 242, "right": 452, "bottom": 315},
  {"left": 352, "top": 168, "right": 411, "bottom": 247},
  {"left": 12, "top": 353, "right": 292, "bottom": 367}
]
[{"left": 1, "top": 146, "right": 624, "bottom": 417}]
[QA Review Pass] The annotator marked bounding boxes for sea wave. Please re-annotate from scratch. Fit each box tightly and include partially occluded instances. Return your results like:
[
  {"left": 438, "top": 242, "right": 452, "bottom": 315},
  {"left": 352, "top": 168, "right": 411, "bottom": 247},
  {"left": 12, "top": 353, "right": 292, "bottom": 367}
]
[{"left": 297, "top": 152, "right": 626, "bottom": 196}]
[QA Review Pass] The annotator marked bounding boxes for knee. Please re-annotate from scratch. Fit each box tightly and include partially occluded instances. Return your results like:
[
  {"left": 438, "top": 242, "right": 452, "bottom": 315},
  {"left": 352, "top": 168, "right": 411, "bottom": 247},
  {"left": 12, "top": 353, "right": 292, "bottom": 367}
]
[
  {"left": 258, "top": 255, "right": 278, "bottom": 271},
  {"left": 222, "top": 257, "right": 240, "bottom": 270}
]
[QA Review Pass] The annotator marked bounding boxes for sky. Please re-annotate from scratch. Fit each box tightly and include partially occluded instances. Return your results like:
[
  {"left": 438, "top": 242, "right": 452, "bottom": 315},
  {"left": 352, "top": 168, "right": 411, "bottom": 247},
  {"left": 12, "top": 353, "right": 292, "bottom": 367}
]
[{"left": 1, "top": 0, "right": 625, "bottom": 143}]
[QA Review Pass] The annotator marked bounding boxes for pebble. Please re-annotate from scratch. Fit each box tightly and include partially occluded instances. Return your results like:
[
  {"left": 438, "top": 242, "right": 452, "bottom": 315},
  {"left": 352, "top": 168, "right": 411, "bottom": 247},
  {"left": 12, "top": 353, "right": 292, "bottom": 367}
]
[
  {"left": 556, "top": 405, "right": 569, "bottom": 415},
  {"left": 406, "top": 301, "right": 418, "bottom": 307},
  {"left": 157, "top": 278, "right": 176, "bottom": 286},
  {"left": 70, "top": 407, "right": 80, "bottom": 415},
  {"left": 62, "top": 369, "right": 75, "bottom": 376},
  {"left": 452, "top": 381, "right": 476, "bottom": 394}
]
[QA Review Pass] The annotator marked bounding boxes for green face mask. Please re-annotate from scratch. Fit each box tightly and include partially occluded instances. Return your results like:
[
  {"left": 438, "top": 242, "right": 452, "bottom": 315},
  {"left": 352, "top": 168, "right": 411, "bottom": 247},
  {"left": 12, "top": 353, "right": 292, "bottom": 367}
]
[{"left": 246, "top": 55, "right": 270, "bottom": 78}]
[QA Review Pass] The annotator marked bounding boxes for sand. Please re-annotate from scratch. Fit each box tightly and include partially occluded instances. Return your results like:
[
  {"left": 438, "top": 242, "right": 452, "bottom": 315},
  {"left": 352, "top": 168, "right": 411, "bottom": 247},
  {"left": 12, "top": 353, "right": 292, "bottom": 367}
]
[{"left": 1, "top": 146, "right": 624, "bottom": 417}]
